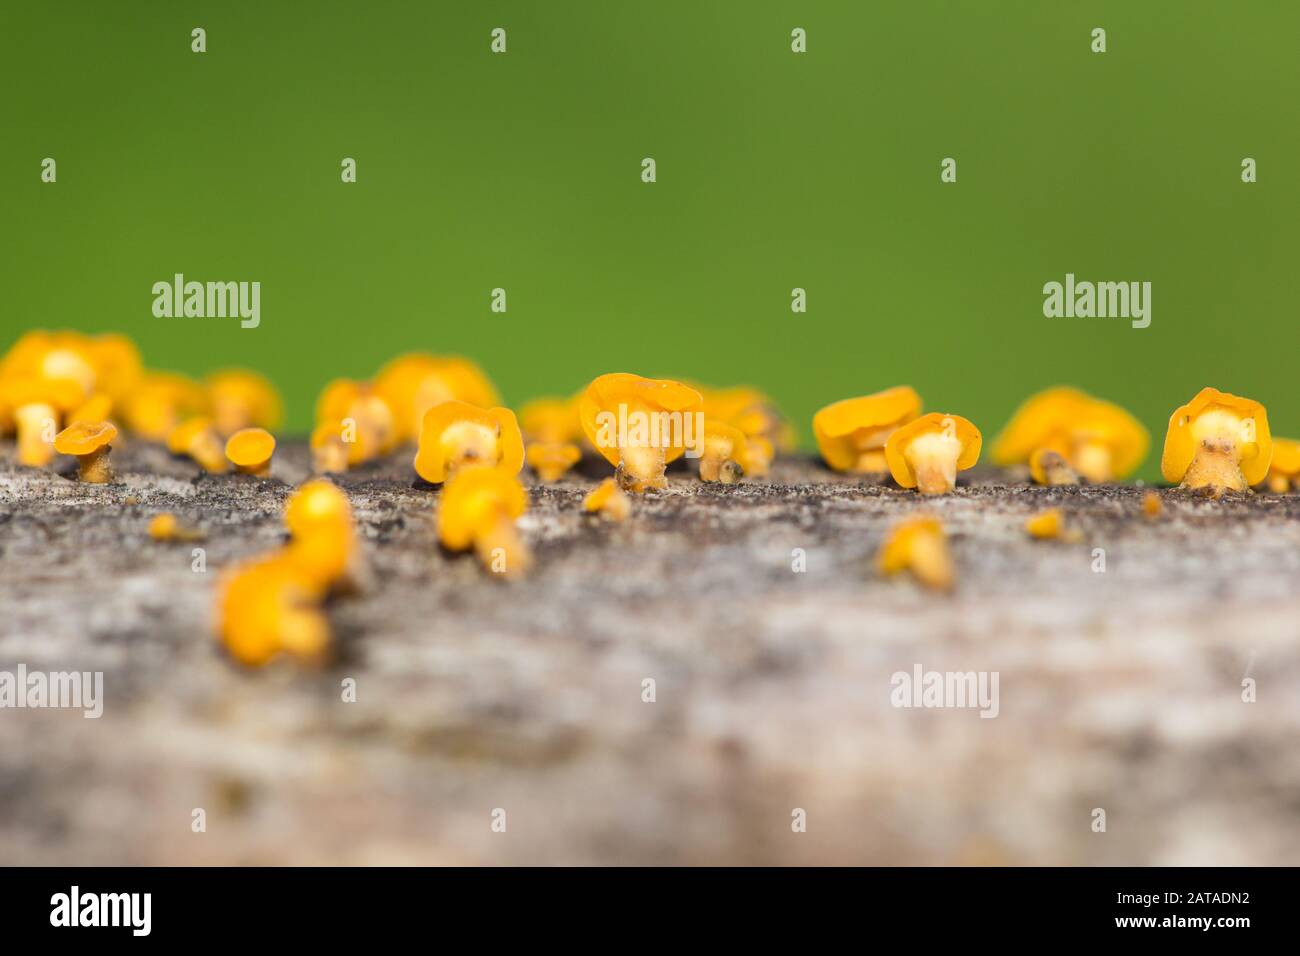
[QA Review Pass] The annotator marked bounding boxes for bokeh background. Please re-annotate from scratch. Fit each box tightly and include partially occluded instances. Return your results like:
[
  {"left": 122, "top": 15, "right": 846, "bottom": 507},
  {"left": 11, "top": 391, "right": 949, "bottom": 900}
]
[{"left": 3, "top": 1, "right": 1297, "bottom": 477}]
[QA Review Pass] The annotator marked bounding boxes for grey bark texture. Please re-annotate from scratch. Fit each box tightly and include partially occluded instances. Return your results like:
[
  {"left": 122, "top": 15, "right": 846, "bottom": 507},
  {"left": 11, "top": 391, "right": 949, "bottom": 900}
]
[{"left": 1, "top": 441, "right": 1297, "bottom": 864}]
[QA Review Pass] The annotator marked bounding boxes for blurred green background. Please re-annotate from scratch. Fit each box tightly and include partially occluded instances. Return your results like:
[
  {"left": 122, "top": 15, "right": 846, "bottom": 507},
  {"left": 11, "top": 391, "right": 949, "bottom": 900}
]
[{"left": 3, "top": 1, "right": 1297, "bottom": 477}]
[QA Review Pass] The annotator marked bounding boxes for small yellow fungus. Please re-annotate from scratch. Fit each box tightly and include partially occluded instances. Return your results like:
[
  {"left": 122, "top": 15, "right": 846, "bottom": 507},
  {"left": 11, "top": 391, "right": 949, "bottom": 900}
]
[
  {"left": 1029, "top": 447, "right": 1079, "bottom": 486},
  {"left": 217, "top": 554, "right": 331, "bottom": 667},
  {"left": 148, "top": 512, "right": 205, "bottom": 542},
  {"left": 225, "top": 427, "right": 276, "bottom": 477},
  {"left": 69, "top": 392, "right": 114, "bottom": 426},
  {"left": 519, "top": 396, "right": 582, "bottom": 445},
  {"left": 993, "top": 387, "right": 1147, "bottom": 483},
  {"left": 578, "top": 373, "right": 704, "bottom": 492},
  {"left": 1141, "top": 490, "right": 1163, "bottom": 519},
  {"left": 310, "top": 420, "right": 350, "bottom": 474},
  {"left": 526, "top": 441, "right": 582, "bottom": 482},
  {"left": 885, "top": 413, "right": 982, "bottom": 495},
  {"left": 878, "top": 516, "right": 953, "bottom": 591},
  {"left": 53, "top": 419, "right": 118, "bottom": 483},
  {"left": 813, "top": 386, "right": 922, "bottom": 474},
  {"left": 415, "top": 400, "right": 525, "bottom": 484},
  {"left": 283, "top": 479, "right": 357, "bottom": 590},
  {"left": 700, "top": 420, "right": 747, "bottom": 483},
  {"left": 315, "top": 379, "right": 397, "bottom": 465},
  {"left": 1024, "top": 508, "right": 1080, "bottom": 541},
  {"left": 122, "top": 372, "right": 208, "bottom": 442},
  {"left": 1264, "top": 438, "right": 1300, "bottom": 493},
  {"left": 1, "top": 375, "right": 88, "bottom": 467},
  {"left": 1161, "top": 387, "right": 1272, "bottom": 497},
  {"left": 374, "top": 353, "right": 501, "bottom": 442},
  {"left": 583, "top": 477, "right": 631, "bottom": 522},
  {"left": 205, "top": 368, "right": 283, "bottom": 437},
  {"left": 438, "top": 467, "right": 531, "bottom": 578},
  {"left": 167, "top": 417, "right": 228, "bottom": 473}
]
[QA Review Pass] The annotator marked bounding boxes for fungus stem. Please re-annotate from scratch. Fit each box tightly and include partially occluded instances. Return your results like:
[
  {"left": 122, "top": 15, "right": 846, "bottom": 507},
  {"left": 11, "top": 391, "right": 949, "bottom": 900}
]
[
  {"left": 78, "top": 447, "right": 114, "bottom": 484},
  {"left": 905, "top": 432, "right": 961, "bottom": 495},
  {"left": 617, "top": 442, "right": 667, "bottom": 492},
  {"left": 15, "top": 403, "right": 56, "bottom": 467}
]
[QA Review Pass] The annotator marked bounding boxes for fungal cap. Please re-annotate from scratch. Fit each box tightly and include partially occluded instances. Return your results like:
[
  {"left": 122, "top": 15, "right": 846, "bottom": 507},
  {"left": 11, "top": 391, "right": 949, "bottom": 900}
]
[
  {"left": 701, "top": 420, "right": 748, "bottom": 483},
  {"left": 1142, "top": 490, "right": 1163, "bottom": 518},
  {"left": 1025, "top": 508, "right": 1065, "bottom": 540},
  {"left": 54, "top": 419, "right": 117, "bottom": 457},
  {"left": 70, "top": 393, "right": 114, "bottom": 425},
  {"left": 885, "top": 413, "right": 982, "bottom": 494},
  {"left": 877, "top": 516, "right": 953, "bottom": 591},
  {"left": 584, "top": 477, "right": 630, "bottom": 520},
  {"left": 206, "top": 368, "right": 283, "bottom": 436},
  {"left": 1066, "top": 399, "right": 1149, "bottom": 482},
  {"left": 437, "top": 467, "right": 529, "bottom": 552},
  {"left": 123, "top": 372, "right": 208, "bottom": 441},
  {"left": 225, "top": 427, "right": 277, "bottom": 470},
  {"left": 526, "top": 441, "right": 582, "bottom": 481},
  {"left": 991, "top": 387, "right": 1089, "bottom": 465},
  {"left": 519, "top": 396, "right": 582, "bottom": 444},
  {"left": 578, "top": 373, "right": 705, "bottom": 469},
  {"left": 1267, "top": 438, "right": 1300, "bottom": 478},
  {"left": 310, "top": 420, "right": 350, "bottom": 472},
  {"left": 374, "top": 353, "right": 501, "bottom": 441},
  {"left": 315, "top": 379, "right": 397, "bottom": 460},
  {"left": 284, "top": 480, "right": 355, "bottom": 588},
  {"left": 217, "top": 554, "right": 330, "bottom": 667},
  {"left": 813, "top": 386, "right": 922, "bottom": 473},
  {"left": 415, "top": 400, "right": 525, "bottom": 484},
  {"left": 148, "top": 513, "right": 178, "bottom": 540},
  {"left": 1160, "top": 387, "right": 1272, "bottom": 489}
]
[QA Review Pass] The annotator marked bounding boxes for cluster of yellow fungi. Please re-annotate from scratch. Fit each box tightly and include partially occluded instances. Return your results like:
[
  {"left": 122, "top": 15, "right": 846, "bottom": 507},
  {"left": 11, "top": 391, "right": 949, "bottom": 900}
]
[
  {"left": 6, "top": 329, "right": 1299, "bottom": 649},
  {"left": 216, "top": 480, "right": 359, "bottom": 666}
]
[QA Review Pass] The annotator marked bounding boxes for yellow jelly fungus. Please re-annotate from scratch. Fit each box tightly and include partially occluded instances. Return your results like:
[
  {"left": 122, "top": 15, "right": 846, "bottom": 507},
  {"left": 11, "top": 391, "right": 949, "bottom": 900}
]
[
  {"left": 315, "top": 379, "right": 397, "bottom": 465},
  {"left": 578, "top": 373, "right": 705, "bottom": 493},
  {"left": 700, "top": 420, "right": 748, "bottom": 483},
  {"left": 123, "top": 372, "right": 208, "bottom": 442},
  {"left": 69, "top": 392, "right": 114, "bottom": 426},
  {"left": 813, "top": 387, "right": 922, "bottom": 474},
  {"left": 167, "top": 417, "right": 228, "bottom": 473},
  {"left": 414, "top": 400, "right": 525, "bottom": 484},
  {"left": 992, "top": 387, "right": 1148, "bottom": 483},
  {"left": 53, "top": 419, "right": 118, "bottom": 483},
  {"left": 374, "top": 353, "right": 501, "bottom": 443},
  {"left": 225, "top": 427, "right": 276, "bottom": 477},
  {"left": 283, "top": 479, "right": 357, "bottom": 590},
  {"left": 878, "top": 516, "right": 953, "bottom": 591},
  {"left": 148, "top": 512, "right": 205, "bottom": 542},
  {"left": 310, "top": 420, "right": 350, "bottom": 474},
  {"left": 438, "top": 467, "right": 531, "bottom": 578},
  {"left": 1029, "top": 447, "right": 1079, "bottom": 487},
  {"left": 2, "top": 376, "right": 87, "bottom": 467},
  {"left": 1024, "top": 508, "right": 1077, "bottom": 541},
  {"left": 217, "top": 554, "right": 331, "bottom": 667},
  {"left": 526, "top": 441, "right": 582, "bottom": 482},
  {"left": 1264, "top": 437, "right": 1300, "bottom": 493},
  {"left": 205, "top": 368, "right": 283, "bottom": 437},
  {"left": 1161, "top": 387, "right": 1272, "bottom": 497},
  {"left": 519, "top": 396, "right": 583, "bottom": 445},
  {"left": 583, "top": 477, "right": 631, "bottom": 522},
  {"left": 1141, "top": 490, "right": 1163, "bottom": 519},
  {"left": 885, "top": 413, "right": 982, "bottom": 495}
]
